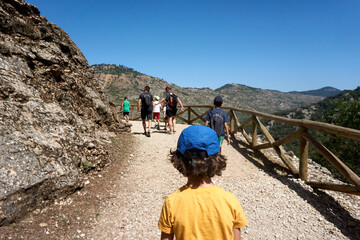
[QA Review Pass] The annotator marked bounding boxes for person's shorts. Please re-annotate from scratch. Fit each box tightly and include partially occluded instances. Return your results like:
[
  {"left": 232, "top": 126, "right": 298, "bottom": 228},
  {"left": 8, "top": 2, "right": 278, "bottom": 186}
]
[
  {"left": 166, "top": 107, "right": 177, "bottom": 118},
  {"left": 141, "top": 109, "right": 152, "bottom": 120},
  {"left": 153, "top": 112, "right": 160, "bottom": 119},
  {"left": 123, "top": 112, "right": 129, "bottom": 116},
  {"left": 218, "top": 136, "right": 225, "bottom": 147}
]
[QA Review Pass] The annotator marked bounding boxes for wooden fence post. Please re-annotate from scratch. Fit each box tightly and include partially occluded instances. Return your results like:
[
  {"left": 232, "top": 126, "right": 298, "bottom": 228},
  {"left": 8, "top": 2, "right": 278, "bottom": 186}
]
[
  {"left": 230, "top": 110, "right": 235, "bottom": 133},
  {"left": 251, "top": 115, "right": 257, "bottom": 148},
  {"left": 188, "top": 107, "right": 191, "bottom": 124},
  {"left": 299, "top": 127, "right": 309, "bottom": 181}
]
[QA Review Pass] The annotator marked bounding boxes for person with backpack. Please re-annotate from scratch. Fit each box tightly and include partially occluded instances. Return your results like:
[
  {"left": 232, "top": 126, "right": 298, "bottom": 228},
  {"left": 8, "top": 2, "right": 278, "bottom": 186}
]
[
  {"left": 159, "top": 86, "right": 185, "bottom": 134},
  {"left": 138, "top": 86, "right": 153, "bottom": 137},
  {"left": 158, "top": 125, "right": 248, "bottom": 240},
  {"left": 204, "top": 96, "right": 230, "bottom": 154}
]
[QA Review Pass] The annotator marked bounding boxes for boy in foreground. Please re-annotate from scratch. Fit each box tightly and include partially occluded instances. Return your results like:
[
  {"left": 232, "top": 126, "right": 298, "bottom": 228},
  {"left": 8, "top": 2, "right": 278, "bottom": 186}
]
[
  {"left": 205, "top": 95, "right": 230, "bottom": 154},
  {"left": 158, "top": 125, "right": 248, "bottom": 240}
]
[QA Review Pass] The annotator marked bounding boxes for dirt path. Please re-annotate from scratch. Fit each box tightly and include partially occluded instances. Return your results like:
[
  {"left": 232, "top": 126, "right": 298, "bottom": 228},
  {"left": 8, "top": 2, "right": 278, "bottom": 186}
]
[{"left": 86, "top": 121, "right": 359, "bottom": 240}]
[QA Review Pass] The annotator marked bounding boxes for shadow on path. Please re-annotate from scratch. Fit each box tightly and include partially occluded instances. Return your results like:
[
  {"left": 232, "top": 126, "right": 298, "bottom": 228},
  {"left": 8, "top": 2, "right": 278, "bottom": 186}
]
[{"left": 230, "top": 135, "right": 360, "bottom": 240}]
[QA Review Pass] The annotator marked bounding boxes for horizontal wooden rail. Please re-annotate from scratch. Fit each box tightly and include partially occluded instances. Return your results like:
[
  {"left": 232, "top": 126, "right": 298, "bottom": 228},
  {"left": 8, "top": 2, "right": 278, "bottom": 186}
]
[{"left": 182, "top": 105, "right": 360, "bottom": 141}]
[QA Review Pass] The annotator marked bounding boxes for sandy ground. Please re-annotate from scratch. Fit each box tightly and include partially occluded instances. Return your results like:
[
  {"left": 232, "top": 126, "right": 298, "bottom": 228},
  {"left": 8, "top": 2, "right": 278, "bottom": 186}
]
[{"left": 85, "top": 121, "right": 360, "bottom": 240}]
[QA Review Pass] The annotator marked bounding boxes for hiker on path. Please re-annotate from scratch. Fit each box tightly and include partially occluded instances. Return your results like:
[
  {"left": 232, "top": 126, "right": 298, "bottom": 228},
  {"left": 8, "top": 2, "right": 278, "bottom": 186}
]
[
  {"left": 153, "top": 96, "right": 161, "bottom": 130},
  {"left": 158, "top": 125, "right": 248, "bottom": 240},
  {"left": 162, "top": 101, "right": 168, "bottom": 131},
  {"left": 122, "top": 97, "right": 130, "bottom": 123},
  {"left": 159, "top": 86, "right": 185, "bottom": 134},
  {"left": 138, "top": 86, "right": 153, "bottom": 137},
  {"left": 204, "top": 96, "right": 230, "bottom": 154}
]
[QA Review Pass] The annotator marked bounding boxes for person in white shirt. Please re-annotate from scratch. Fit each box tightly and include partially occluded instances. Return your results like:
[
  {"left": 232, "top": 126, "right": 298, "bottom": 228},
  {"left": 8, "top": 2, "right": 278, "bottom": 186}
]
[{"left": 153, "top": 96, "right": 162, "bottom": 130}]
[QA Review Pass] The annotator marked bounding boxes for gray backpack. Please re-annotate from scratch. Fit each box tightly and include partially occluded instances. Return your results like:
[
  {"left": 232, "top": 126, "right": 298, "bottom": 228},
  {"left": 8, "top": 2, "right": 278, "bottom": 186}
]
[
  {"left": 142, "top": 93, "right": 152, "bottom": 108},
  {"left": 210, "top": 110, "right": 224, "bottom": 137}
]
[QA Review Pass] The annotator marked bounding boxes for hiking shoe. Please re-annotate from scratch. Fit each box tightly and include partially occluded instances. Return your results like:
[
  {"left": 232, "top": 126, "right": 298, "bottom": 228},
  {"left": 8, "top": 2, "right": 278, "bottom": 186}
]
[
  {"left": 144, "top": 131, "right": 147, "bottom": 136},
  {"left": 147, "top": 131, "right": 151, "bottom": 137}
]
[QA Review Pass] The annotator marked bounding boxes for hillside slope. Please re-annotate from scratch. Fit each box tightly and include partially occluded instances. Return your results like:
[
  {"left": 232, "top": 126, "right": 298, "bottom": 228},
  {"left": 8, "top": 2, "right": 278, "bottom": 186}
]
[{"left": 92, "top": 64, "right": 325, "bottom": 113}]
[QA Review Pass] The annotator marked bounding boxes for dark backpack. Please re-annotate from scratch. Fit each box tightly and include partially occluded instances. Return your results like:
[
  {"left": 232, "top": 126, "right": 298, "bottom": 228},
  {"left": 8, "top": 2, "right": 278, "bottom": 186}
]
[
  {"left": 168, "top": 92, "right": 178, "bottom": 108},
  {"left": 210, "top": 109, "right": 224, "bottom": 137},
  {"left": 142, "top": 93, "right": 152, "bottom": 108}
]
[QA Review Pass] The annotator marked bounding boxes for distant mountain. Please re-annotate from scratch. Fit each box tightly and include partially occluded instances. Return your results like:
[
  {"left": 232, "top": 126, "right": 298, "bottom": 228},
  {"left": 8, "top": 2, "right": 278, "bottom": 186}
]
[
  {"left": 289, "top": 87, "right": 341, "bottom": 97},
  {"left": 92, "top": 64, "right": 325, "bottom": 114}
]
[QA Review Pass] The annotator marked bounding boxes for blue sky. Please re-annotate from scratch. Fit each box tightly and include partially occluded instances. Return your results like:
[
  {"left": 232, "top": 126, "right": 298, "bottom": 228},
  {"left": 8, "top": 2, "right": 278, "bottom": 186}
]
[{"left": 26, "top": 0, "right": 359, "bottom": 92}]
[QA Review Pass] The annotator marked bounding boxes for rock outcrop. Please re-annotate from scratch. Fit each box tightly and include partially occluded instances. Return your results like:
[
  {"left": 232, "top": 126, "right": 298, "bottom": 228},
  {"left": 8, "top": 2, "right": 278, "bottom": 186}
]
[{"left": 0, "top": 0, "right": 130, "bottom": 225}]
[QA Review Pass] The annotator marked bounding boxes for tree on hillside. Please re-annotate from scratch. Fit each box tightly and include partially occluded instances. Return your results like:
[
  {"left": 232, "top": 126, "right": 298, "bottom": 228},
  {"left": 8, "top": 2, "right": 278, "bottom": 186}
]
[{"left": 311, "top": 95, "right": 360, "bottom": 181}]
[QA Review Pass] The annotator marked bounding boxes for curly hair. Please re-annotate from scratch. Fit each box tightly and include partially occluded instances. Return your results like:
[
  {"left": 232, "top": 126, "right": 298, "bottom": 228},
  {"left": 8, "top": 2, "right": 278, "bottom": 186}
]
[{"left": 169, "top": 150, "right": 227, "bottom": 178}]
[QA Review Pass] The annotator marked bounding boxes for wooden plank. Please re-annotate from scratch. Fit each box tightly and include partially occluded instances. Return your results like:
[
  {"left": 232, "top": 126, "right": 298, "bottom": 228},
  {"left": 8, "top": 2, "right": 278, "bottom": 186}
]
[
  {"left": 299, "top": 127, "right": 309, "bottom": 181},
  {"left": 241, "top": 128, "right": 252, "bottom": 144},
  {"left": 175, "top": 108, "right": 189, "bottom": 124},
  {"left": 231, "top": 117, "right": 252, "bottom": 134},
  {"left": 303, "top": 132, "right": 360, "bottom": 191},
  {"left": 273, "top": 130, "right": 301, "bottom": 147},
  {"left": 189, "top": 108, "right": 209, "bottom": 124},
  {"left": 133, "top": 116, "right": 141, "bottom": 121},
  {"left": 306, "top": 181, "right": 360, "bottom": 195},
  {"left": 253, "top": 130, "right": 301, "bottom": 150},
  {"left": 253, "top": 116, "right": 299, "bottom": 175},
  {"left": 176, "top": 115, "right": 188, "bottom": 123},
  {"left": 253, "top": 142, "right": 272, "bottom": 150}
]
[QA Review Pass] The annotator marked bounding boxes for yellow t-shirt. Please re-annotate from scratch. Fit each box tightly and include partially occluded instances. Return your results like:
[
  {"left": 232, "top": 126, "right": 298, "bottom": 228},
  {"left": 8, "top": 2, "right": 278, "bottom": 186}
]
[{"left": 158, "top": 185, "right": 248, "bottom": 240}]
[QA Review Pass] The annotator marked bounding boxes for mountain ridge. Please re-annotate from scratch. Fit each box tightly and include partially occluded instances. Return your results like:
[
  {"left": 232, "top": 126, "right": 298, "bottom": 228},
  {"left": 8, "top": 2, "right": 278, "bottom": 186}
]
[{"left": 92, "top": 64, "right": 331, "bottom": 114}]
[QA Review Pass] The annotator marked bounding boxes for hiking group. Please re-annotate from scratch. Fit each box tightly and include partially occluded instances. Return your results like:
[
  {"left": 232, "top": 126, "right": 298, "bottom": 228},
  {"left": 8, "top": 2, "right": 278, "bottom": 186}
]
[
  {"left": 137, "top": 85, "right": 185, "bottom": 137},
  {"left": 134, "top": 89, "right": 247, "bottom": 239}
]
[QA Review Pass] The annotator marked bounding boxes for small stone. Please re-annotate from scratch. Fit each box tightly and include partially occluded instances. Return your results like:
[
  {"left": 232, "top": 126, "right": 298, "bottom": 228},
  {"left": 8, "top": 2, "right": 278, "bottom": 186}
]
[{"left": 39, "top": 223, "right": 48, "bottom": 227}]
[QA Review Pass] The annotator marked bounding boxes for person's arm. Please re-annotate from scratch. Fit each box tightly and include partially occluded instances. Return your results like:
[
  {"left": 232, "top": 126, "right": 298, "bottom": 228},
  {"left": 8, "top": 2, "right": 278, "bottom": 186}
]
[
  {"left": 224, "top": 122, "right": 230, "bottom": 144},
  {"left": 137, "top": 98, "right": 141, "bottom": 115},
  {"left": 158, "top": 98, "right": 165, "bottom": 104},
  {"left": 160, "top": 232, "right": 174, "bottom": 240},
  {"left": 177, "top": 98, "right": 185, "bottom": 112},
  {"left": 233, "top": 228, "right": 241, "bottom": 240},
  {"left": 205, "top": 121, "right": 209, "bottom": 126}
]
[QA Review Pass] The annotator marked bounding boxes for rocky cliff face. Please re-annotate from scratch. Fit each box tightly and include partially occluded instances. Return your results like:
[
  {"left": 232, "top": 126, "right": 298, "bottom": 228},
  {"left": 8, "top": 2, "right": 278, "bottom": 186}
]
[{"left": 0, "top": 0, "right": 130, "bottom": 225}]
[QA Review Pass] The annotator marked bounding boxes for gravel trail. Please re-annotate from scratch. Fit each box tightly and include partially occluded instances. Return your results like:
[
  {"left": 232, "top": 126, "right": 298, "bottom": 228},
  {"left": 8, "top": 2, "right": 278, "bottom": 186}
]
[{"left": 87, "top": 121, "right": 360, "bottom": 240}]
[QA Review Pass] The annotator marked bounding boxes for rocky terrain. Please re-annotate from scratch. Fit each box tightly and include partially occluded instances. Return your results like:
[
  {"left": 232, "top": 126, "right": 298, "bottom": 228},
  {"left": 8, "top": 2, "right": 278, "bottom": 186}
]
[
  {"left": 0, "top": 0, "right": 130, "bottom": 225},
  {"left": 92, "top": 64, "right": 327, "bottom": 113}
]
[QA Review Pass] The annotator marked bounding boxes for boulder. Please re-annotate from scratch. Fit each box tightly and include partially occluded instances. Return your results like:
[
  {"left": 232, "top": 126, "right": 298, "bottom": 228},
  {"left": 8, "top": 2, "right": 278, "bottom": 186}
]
[{"left": 0, "top": 0, "right": 130, "bottom": 225}]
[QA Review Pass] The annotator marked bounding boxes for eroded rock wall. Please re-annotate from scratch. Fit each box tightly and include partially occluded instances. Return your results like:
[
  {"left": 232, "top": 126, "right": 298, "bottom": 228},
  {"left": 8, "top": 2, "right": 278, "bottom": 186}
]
[{"left": 0, "top": 0, "right": 130, "bottom": 225}]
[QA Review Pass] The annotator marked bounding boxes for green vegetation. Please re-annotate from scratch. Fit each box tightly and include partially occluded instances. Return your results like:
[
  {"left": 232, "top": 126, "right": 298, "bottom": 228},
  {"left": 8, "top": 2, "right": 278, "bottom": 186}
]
[
  {"left": 81, "top": 160, "right": 95, "bottom": 173},
  {"left": 92, "top": 64, "right": 143, "bottom": 77},
  {"left": 268, "top": 87, "right": 360, "bottom": 182}
]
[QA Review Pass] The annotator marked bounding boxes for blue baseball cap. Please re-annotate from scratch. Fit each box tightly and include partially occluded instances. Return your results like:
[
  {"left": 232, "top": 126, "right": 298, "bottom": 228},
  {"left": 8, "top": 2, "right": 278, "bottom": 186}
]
[{"left": 177, "top": 125, "right": 219, "bottom": 156}]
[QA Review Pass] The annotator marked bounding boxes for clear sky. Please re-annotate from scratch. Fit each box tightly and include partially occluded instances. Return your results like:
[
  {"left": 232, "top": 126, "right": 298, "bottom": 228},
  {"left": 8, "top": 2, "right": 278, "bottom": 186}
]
[{"left": 26, "top": 0, "right": 359, "bottom": 92}]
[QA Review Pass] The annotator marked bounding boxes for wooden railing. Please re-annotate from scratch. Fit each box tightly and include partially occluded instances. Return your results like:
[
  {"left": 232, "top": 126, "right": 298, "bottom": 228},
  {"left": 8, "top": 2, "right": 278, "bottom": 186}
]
[{"left": 122, "top": 105, "right": 360, "bottom": 195}]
